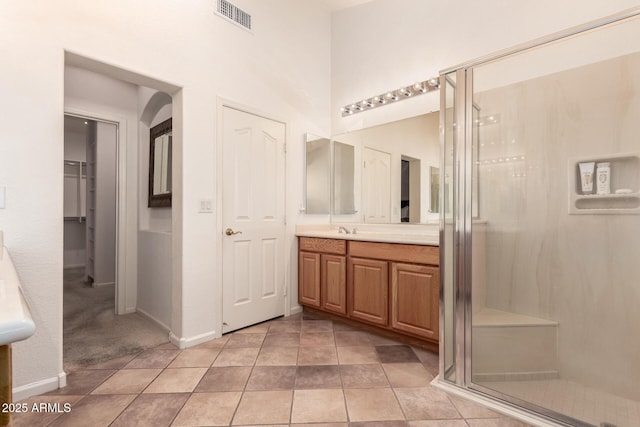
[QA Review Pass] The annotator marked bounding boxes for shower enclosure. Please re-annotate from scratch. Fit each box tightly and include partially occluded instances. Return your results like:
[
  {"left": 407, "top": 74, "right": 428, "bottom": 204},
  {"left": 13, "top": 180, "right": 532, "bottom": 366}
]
[{"left": 439, "top": 8, "right": 640, "bottom": 427}]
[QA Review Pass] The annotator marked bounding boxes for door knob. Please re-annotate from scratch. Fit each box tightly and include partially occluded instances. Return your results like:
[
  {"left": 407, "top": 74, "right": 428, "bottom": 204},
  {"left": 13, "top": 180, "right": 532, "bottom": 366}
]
[{"left": 225, "top": 228, "right": 242, "bottom": 236}]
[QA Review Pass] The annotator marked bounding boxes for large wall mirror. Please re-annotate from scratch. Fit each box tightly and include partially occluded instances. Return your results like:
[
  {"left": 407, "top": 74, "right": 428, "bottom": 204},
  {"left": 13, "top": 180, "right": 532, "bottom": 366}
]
[
  {"left": 332, "top": 111, "right": 440, "bottom": 224},
  {"left": 148, "top": 118, "right": 172, "bottom": 207}
]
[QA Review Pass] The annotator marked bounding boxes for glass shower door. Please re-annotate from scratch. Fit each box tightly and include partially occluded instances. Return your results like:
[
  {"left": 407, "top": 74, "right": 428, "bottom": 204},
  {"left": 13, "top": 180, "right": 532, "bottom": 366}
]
[
  {"left": 440, "top": 73, "right": 458, "bottom": 383},
  {"left": 467, "top": 12, "right": 640, "bottom": 427}
]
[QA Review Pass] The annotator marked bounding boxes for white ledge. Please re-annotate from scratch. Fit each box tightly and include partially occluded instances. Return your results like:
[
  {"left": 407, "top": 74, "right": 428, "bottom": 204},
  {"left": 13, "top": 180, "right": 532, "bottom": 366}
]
[
  {"left": 0, "top": 242, "right": 36, "bottom": 346},
  {"left": 296, "top": 224, "right": 439, "bottom": 246}
]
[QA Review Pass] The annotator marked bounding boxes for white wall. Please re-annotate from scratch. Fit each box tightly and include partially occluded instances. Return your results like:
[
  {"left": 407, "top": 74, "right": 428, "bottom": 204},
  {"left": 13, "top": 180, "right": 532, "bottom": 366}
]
[
  {"left": 139, "top": 89, "right": 172, "bottom": 232},
  {"left": 0, "top": 0, "right": 330, "bottom": 396},
  {"left": 137, "top": 230, "right": 172, "bottom": 329},
  {"left": 63, "top": 128, "right": 87, "bottom": 268},
  {"left": 331, "top": 0, "right": 640, "bottom": 135},
  {"left": 137, "top": 92, "right": 173, "bottom": 330},
  {"left": 63, "top": 130, "right": 87, "bottom": 161}
]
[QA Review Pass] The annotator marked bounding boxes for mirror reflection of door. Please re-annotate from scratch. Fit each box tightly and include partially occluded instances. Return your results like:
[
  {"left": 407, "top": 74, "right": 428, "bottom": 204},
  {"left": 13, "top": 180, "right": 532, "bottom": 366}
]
[
  {"left": 430, "top": 166, "right": 440, "bottom": 214},
  {"left": 362, "top": 147, "right": 391, "bottom": 223}
]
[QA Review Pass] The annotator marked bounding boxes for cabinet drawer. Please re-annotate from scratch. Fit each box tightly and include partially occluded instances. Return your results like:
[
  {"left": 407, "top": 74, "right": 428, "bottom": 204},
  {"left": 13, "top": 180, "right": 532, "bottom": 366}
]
[
  {"left": 299, "top": 237, "right": 347, "bottom": 255},
  {"left": 348, "top": 241, "right": 438, "bottom": 265}
]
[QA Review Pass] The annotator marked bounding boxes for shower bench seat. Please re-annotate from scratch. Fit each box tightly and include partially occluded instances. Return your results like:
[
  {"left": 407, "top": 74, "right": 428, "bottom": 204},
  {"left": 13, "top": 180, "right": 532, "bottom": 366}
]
[{"left": 472, "top": 307, "right": 559, "bottom": 382}]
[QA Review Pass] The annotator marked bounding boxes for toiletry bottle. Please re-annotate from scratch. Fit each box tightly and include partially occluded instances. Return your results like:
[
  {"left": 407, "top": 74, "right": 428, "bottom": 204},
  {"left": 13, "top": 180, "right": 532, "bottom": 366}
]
[{"left": 596, "top": 162, "right": 611, "bottom": 195}]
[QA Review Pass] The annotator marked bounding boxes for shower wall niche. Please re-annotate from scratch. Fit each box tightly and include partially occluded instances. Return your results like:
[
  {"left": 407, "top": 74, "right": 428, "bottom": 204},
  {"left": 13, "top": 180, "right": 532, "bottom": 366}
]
[{"left": 569, "top": 153, "right": 640, "bottom": 214}]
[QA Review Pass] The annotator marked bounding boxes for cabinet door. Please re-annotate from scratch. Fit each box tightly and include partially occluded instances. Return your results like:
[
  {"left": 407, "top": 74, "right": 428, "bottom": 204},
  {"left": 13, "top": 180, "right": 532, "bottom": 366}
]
[
  {"left": 299, "top": 251, "right": 321, "bottom": 307},
  {"left": 348, "top": 257, "right": 389, "bottom": 326},
  {"left": 391, "top": 263, "right": 439, "bottom": 340},
  {"left": 321, "top": 254, "right": 346, "bottom": 315}
]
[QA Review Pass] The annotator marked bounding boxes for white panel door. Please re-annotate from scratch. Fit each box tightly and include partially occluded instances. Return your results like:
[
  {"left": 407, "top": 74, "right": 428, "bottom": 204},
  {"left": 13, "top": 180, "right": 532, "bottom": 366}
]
[
  {"left": 362, "top": 147, "right": 391, "bottom": 223},
  {"left": 222, "top": 106, "right": 286, "bottom": 333}
]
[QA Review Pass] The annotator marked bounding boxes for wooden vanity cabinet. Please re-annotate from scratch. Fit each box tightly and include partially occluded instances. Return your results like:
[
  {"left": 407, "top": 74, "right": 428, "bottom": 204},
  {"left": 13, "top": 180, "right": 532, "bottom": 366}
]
[
  {"left": 298, "top": 237, "right": 347, "bottom": 314},
  {"left": 299, "top": 236, "right": 439, "bottom": 344}
]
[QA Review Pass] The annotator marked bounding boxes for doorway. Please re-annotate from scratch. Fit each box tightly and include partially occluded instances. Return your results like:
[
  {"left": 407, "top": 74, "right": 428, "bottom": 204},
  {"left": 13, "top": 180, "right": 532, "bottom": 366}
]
[
  {"left": 221, "top": 106, "right": 286, "bottom": 333},
  {"left": 400, "top": 155, "right": 421, "bottom": 223},
  {"left": 63, "top": 115, "right": 117, "bottom": 285},
  {"left": 63, "top": 114, "right": 127, "bottom": 368}
]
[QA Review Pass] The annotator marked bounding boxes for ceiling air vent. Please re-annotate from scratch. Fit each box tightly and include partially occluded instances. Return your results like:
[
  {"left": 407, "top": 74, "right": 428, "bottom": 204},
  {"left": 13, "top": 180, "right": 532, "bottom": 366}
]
[{"left": 216, "top": 0, "right": 252, "bottom": 31}]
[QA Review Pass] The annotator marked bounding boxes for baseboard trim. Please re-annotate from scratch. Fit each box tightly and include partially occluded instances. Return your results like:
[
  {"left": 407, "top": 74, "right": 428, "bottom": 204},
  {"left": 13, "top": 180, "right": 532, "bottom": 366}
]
[
  {"left": 136, "top": 308, "right": 170, "bottom": 333},
  {"left": 63, "top": 264, "right": 85, "bottom": 270},
  {"left": 13, "top": 372, "right": 66, "bottom": 401},
  {"left": 289, "top": 305, "right": 303, "bottom": 315},
  {"left": 92, "top": 281, "right": 115, "bottom": 287},
  {"left": 170, "top": 330, "right": 219, "bottom": 350}
]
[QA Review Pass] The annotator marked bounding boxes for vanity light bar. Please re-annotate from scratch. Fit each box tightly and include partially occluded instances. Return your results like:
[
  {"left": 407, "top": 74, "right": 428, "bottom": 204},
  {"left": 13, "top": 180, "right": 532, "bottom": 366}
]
[{"left": 340, "top": 77, "right": 440, "bottom": 117}]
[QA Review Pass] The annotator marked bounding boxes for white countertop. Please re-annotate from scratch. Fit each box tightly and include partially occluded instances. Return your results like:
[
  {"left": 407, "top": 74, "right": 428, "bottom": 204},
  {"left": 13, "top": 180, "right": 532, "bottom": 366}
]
[
  {"left": 0, "top": 245, "right": 36, "bottom": 346},
  {"left": 296, "top": 224, "right": 440, "bottom": 246}
]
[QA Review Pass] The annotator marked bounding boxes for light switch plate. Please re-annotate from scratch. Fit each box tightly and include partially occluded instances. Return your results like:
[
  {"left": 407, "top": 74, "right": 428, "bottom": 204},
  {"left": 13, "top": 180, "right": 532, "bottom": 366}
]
[
  {"left": 199, "top": 198, "right": 213, "bottom": 213},
  {"left": 0, "top": 187, "right": 5, "bottom": 209}
]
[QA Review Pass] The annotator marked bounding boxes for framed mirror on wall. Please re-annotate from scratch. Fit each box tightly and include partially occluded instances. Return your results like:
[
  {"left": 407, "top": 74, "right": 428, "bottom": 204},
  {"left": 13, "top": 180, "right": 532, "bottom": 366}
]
[{"left": 149, "top": 118, "right": 172, "bottom": 207}]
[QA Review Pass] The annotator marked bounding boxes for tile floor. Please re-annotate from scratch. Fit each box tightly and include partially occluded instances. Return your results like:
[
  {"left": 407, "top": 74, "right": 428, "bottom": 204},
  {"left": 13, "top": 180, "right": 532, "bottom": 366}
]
[{"left": 9, "top": 313, "right": 531, "bottom": 427}]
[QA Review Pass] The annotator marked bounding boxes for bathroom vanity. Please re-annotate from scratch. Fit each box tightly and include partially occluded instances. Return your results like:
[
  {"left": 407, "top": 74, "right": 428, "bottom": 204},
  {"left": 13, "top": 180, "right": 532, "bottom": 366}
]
[{"left": 297, "top": 228, "right": 439, "bottom": 350}]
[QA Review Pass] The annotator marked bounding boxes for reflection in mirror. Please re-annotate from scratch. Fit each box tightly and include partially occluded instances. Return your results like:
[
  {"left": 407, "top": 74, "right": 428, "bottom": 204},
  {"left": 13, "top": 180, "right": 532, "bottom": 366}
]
[
  {"left": 430, "top": 166, "right": 440, "bottom": 213},
  {"left": 332, "top": 141, "right": 355, "bottom": 215},
  {"left": 305, "top": 134, "right": 331, "bottom": 214},
  {"left": 149, "top": 118, "right": 172, "bottom": 207},
  {"left": 332, "top": 111, "right": 440, "bottom": 224},
  {"left": 401, "top": 155, "right": 421, "bottom": 222}
]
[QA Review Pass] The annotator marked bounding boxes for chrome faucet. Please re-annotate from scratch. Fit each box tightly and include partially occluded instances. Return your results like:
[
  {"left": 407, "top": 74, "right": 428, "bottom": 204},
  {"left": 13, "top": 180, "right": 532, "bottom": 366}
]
[{"left": 338, "top": 226, "right": 350, "bottom": 234}]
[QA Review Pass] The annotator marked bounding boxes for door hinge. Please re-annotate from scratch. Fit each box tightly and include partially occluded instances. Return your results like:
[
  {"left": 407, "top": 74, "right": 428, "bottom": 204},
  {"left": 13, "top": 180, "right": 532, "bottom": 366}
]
[
  {"left": 283, "top": 142, "right": 287, "bottom": 153},
  {"left": 284, "top": 215, "right": 287, "bottom": 225},
  {"left": 283, "top": 285, "right": 287, "bottom": 296}
]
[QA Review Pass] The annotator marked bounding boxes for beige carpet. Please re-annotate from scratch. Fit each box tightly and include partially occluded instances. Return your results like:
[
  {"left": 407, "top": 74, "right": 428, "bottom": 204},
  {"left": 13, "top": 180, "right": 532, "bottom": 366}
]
[{"left": 63, "top": 267, "right": 169, "bottom": 371}]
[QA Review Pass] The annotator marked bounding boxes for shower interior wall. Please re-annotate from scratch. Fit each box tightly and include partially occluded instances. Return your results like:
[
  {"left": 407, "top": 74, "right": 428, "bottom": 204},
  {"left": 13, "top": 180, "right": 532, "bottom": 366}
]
[{"left": 475, "top": 52, "right": 640, "bottom": 400}]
